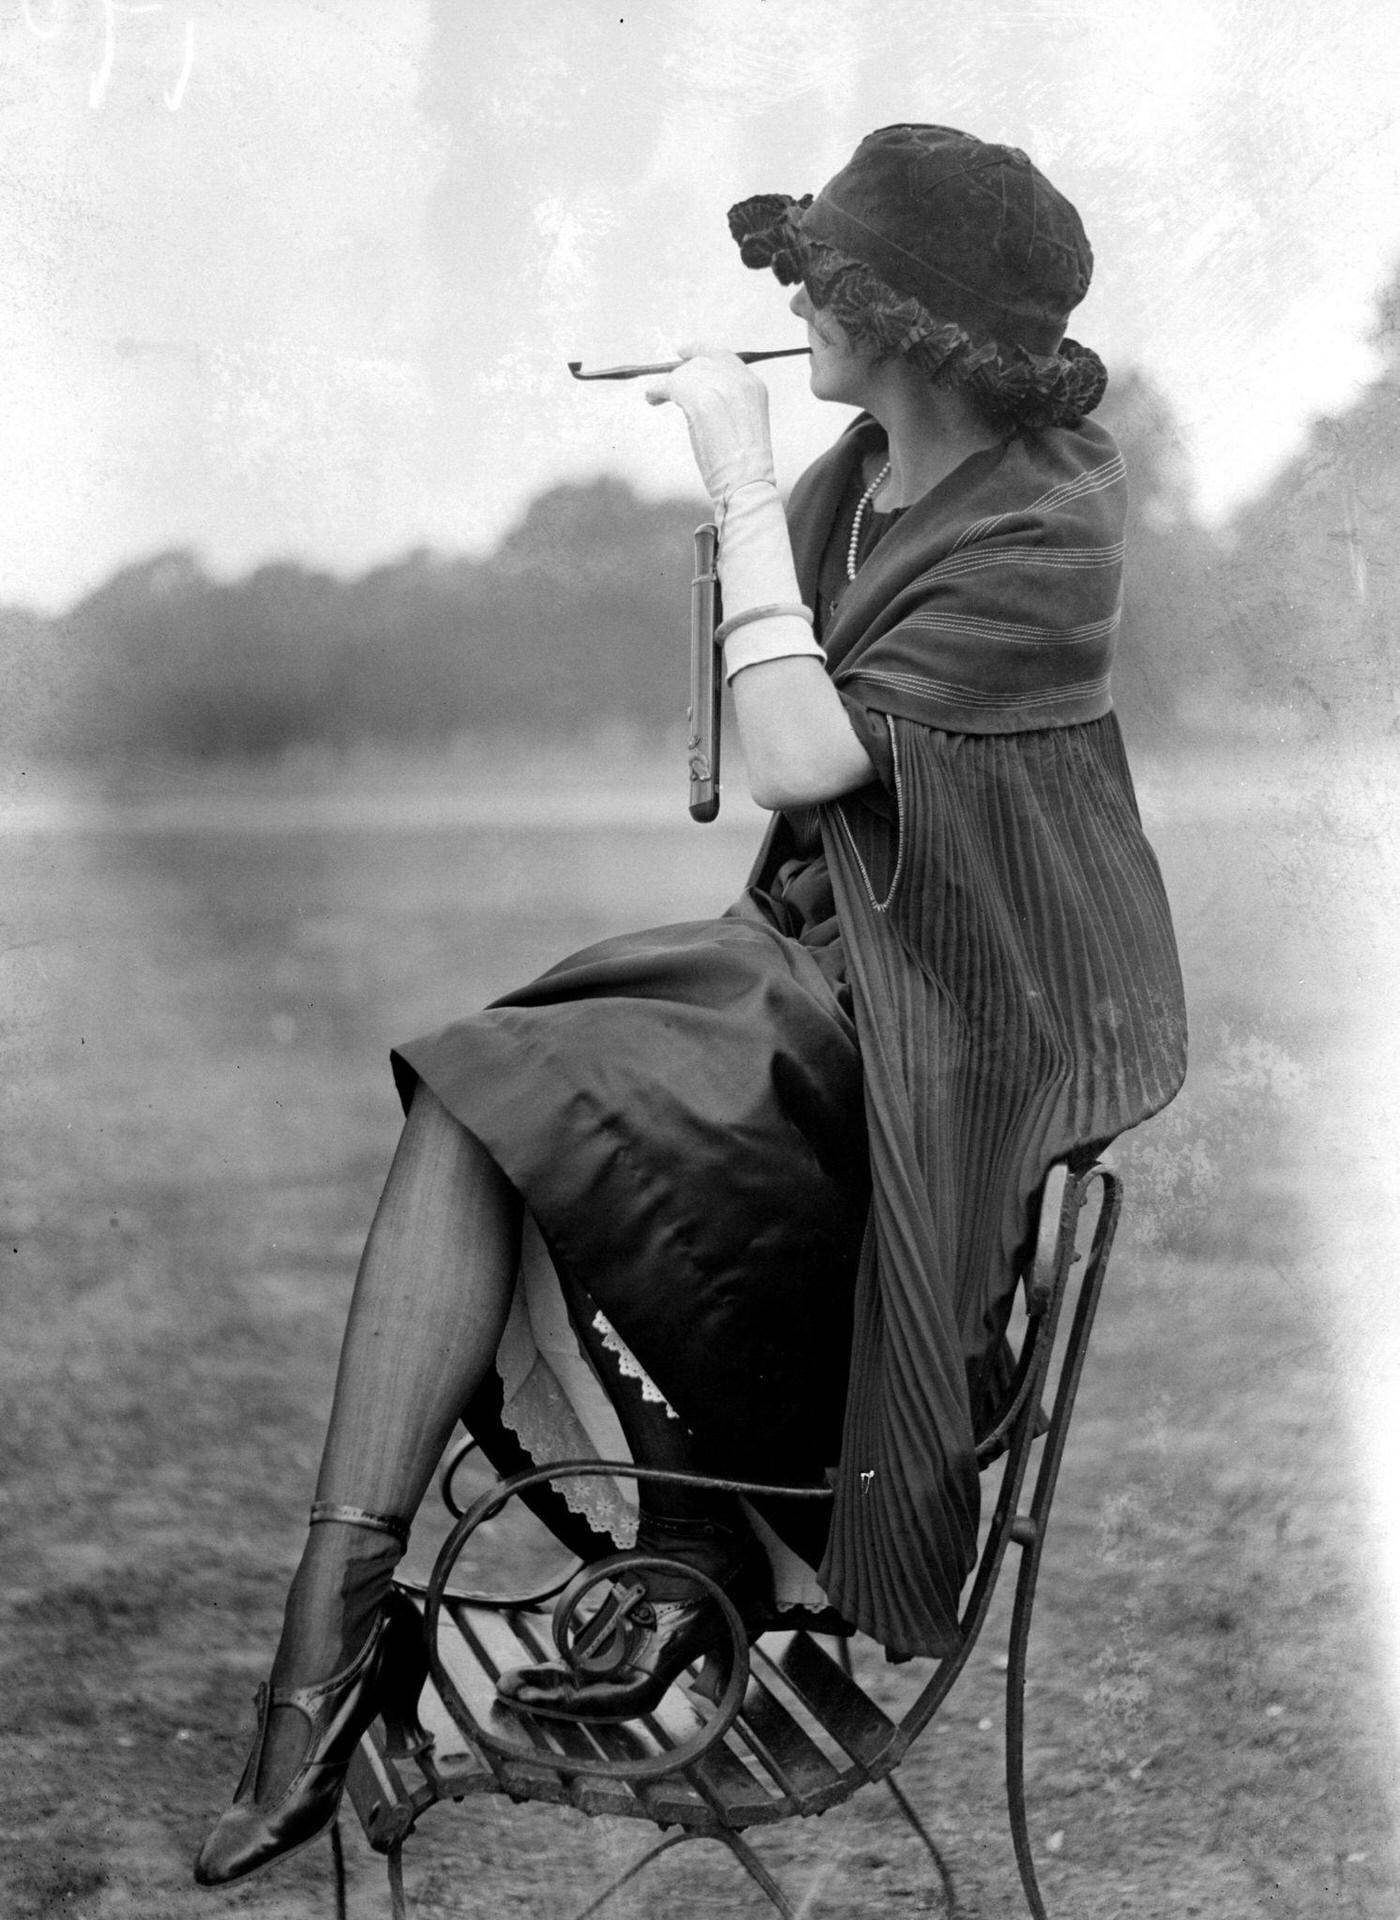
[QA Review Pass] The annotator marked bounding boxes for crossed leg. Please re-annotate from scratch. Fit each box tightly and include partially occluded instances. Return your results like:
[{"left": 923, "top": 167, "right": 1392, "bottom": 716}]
[
  {"left": 213, "top": 1076, "right": 743, "bottom": 1840},
  {"left": 270, "top": 1083, "right": 519, "bottom": 1697}
]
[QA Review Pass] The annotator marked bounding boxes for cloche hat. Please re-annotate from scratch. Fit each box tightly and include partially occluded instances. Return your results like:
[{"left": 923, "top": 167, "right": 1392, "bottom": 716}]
[{"left": 728, "top": 123, "right": 1106, "bottom": 425}]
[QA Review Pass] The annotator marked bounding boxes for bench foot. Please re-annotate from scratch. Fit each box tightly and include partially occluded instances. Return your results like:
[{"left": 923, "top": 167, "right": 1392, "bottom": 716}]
[
  {"left": 570, "top": 1828, "right": 800, "bottom": 1920},
  {"left": 329, "top": 1818, "right": 347, "bottom": 1920},
  {"left": 570, "top": 1830, "right": 689, "bottom": 1920}
]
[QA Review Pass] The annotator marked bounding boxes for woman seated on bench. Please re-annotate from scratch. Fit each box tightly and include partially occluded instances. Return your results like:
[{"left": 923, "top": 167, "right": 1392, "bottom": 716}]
[{"left": 196, "top": 122, "right": 1187, "bottom": 1889}]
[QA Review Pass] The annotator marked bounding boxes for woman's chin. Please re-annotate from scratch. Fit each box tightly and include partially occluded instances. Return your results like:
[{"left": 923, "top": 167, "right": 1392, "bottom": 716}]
[
  {"left": 804, "top": 345, "right": 870, "bottom": 407},
  {"left": 810, "top": 370, "right": 863, "bottom": 407},
  {"left": 807, "top": 358, "right": 845, "bottom": 400}
]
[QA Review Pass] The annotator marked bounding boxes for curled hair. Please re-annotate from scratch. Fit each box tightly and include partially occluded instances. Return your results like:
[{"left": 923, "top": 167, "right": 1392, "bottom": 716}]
[{"left": 727, "top": 195, "right": 1108, "bottom": 432}]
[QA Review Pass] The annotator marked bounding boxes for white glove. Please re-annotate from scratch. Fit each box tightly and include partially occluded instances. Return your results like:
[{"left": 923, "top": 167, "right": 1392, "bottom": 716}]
[
  {"left": 648, "top": 344, "right": 821, "bottom": 681},
  {"left": 645, "top": 345, "right": 775, "bottom": 507}
]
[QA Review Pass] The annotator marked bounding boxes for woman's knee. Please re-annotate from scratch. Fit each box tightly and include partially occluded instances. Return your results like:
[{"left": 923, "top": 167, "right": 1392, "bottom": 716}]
[
  {"left": 388, "top": 1081, "right": 492, "bottom": 1193},
  {"left": 403, "top": 1078, "right": 458, "bottom": 1143}
]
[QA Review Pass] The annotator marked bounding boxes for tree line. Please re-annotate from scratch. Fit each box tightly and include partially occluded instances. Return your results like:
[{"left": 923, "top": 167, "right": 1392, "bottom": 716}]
[{"left": 6, "top": 287, "right": 1399, "bottom": 765}]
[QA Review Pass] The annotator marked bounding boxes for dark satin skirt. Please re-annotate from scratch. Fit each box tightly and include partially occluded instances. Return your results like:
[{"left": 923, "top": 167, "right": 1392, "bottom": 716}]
[{"left": 391, "top": 903, "right": 869, "bottom": 1492}]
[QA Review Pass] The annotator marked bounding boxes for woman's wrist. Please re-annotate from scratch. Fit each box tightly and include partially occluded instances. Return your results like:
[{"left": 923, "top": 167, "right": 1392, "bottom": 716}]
[
  {"left": 717, "top": 475, "right": 779, "bottom": 518},
  {"left": 721, "top": 608, "right": 824, "bottom": 683},
  {"left": 717, "top": 476, "right": 804, "bottom": 613},
  {"left": 715, "top": 602, "right": 813, "bottom": 645}
]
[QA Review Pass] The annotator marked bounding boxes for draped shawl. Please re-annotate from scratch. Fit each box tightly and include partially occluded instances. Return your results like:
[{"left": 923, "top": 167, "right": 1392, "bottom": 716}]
[{"left": 754, "top": 413, "right": 1187, "bottom": 1657}]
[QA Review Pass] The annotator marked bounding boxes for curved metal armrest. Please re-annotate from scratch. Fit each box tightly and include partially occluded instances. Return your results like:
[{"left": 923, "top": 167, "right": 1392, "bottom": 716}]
[
  {"left": 437, "top": 1430, "right": 487, "bottom": 1522},
  {"left": 421, "top": 1461, "right": 835, "bottom": 1786},
  {"left": 424, "top": 1457, "right": 833, "bottom": 1613},
  {"left": 429, "top": 1456, "right": 832, "bottom": 1588}
]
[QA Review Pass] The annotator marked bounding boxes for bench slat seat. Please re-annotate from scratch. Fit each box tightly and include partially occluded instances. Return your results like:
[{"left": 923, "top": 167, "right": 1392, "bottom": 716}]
[{"left": 350, "top": 1604, "right": 898, "bottom": 1840}]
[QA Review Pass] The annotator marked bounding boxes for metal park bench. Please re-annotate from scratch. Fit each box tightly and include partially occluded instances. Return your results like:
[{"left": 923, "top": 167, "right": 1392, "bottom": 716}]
[{"left": 339, "top": 1159, "right": 1122, "bottom": 1920}]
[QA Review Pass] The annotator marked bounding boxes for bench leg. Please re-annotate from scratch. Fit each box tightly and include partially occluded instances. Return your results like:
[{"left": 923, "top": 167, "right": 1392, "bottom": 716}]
[
  {"left": 568, "top": 1827, "right": 798, "bottom": 1920},
  {"left": 714, "top": 1832, "right": 799, "bottom": 1920},
  {"left": 881, "top": 1774, "right": 961, "bottom": 1916},
  {"left": 1006, "top": 1545, "right": 1050, "bottom": 1920},
  {"left": 570, "top": 1831, "right": 690, "bottom": 1920},
  {"left": 329, "top": 1818, "right": 348, "bottom": 1920},
  {"left": 828, "top": 1639, "right": 959, "bottom": 1915},
  {"left": 330, "top": 1817, "right": 408, "bottom": 1920},
  {"left": 1004, "top": 1171, "right": 1117, "bottom": 1920},
  {"left": 387, "top": 1840, "right": 408, "bottom": 1920}
]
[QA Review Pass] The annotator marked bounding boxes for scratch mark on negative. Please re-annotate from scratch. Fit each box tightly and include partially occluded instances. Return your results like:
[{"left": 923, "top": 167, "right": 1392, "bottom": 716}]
[{"left": 165, "top": 16, "right": 195, "bottom": 110}]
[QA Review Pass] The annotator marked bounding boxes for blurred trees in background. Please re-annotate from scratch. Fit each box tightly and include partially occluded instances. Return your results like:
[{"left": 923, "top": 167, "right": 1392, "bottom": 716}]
[
  {"left": 11, "top": 480, "right": 705, "bottom": 763},
  {"left": 1093, "top": 370, "right": 1225, "bottom": 751},
  {"left": 1214, "top": 272, "right": 1400, "bottom": 736},
  {"left": 5, "top": 275, "right": 1399, "bottom": 765},
  {"left": 1098, "top": 260, "right": 1400, "bottom": 748}
]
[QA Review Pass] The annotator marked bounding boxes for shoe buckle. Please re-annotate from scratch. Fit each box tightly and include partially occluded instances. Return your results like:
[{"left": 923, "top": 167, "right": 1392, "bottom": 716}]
[{"left": 568, "top": 1576, "right": 650, "bottom": 1671}]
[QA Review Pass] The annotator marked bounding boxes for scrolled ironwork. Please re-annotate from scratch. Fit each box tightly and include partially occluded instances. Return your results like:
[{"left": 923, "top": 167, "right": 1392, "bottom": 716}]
[{"left": 422, "top": 1463, "right": 831, "bottom": 1785}]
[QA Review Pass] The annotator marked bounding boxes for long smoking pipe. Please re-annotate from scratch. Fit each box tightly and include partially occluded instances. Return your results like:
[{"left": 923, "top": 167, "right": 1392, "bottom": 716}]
[{"left": 567, "top": 346, "right": 810, "bottom": 381}]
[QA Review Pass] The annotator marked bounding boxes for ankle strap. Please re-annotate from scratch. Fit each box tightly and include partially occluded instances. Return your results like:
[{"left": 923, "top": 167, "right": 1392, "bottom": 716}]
[{"left": 309, "top": 1501, "right": 410, "bottom": 1548}]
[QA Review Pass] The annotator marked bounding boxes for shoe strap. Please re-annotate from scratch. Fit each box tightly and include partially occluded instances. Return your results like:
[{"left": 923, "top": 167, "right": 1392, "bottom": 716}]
[{"left": 308, "top": 1501, "right": 409, "bottom": 1548}]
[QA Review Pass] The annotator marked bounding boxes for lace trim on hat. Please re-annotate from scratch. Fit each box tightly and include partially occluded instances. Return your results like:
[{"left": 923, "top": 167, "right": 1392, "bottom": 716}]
[{"left": 727, "top": 194, "right": 1107, "bottom": 431}]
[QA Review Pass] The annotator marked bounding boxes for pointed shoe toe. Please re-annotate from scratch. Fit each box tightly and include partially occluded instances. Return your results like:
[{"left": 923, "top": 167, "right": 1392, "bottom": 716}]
[
  {"left": 193, "top": 1604, "right": 409, "bottom": 1888},
  {"left": 193, "top": 1787, "right": 335, "bottom": 1887}
]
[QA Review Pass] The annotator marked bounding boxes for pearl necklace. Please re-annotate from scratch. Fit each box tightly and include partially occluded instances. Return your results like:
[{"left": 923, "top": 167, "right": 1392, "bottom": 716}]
[{"left": 845, "top": 460, "right": 893, "bottom": 581}]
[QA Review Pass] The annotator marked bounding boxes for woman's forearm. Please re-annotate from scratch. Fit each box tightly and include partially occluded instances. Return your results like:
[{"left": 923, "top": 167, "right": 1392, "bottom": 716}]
[{"left": 730, "top": 656, "right": 876, "bottom": 810}]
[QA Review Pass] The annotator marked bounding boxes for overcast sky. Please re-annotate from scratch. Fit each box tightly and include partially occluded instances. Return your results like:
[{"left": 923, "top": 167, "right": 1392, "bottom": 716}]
[{"left": 3, "top": 0, "right": 1399, "bottom": 611}]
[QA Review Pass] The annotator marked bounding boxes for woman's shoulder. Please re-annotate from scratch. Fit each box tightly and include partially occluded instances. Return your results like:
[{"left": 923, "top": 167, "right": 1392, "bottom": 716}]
[
  {"left": 1004, "top": 413, "right": 1123, "bottom": 489},
  {"left": 974, "top": 415, "right": 1126, "bottom": 543}
]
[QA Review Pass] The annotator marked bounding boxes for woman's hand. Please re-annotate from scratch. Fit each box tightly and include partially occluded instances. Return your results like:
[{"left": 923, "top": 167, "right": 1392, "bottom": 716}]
[
  {"left": 649, "top": 346, "right": 878, "bottom": 809},
  {"left": 645, "top": 345, "right": 776, "bottom": 507}
]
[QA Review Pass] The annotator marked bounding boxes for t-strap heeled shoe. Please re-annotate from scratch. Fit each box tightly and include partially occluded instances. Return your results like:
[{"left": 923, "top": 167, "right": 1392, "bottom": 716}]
[
  {"left": 496, "top": 1534, "right": 769, "bottom": 1725},
  {"left": 194, "top": 1505, "right": 430, "bottom": 1888}
]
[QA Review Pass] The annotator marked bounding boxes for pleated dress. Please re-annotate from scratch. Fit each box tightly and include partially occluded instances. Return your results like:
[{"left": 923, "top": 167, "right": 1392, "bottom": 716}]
[
  {"left": 392, "top": 421, "right": 1188, "bottom": 1648},
  {"left": 390, "top": 502, "right": 907, "bottom": 1506}
]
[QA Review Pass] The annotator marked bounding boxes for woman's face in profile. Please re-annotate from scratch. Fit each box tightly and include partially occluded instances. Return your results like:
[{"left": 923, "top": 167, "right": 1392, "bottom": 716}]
[{"left": 789, "top": 283, "right": 878, "bottom": 407}]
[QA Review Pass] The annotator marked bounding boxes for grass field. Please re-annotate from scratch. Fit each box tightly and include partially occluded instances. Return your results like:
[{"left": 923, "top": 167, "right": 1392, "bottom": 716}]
[{"left": 2, "top": 740, "right": 1398, "bottom": 1918}]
